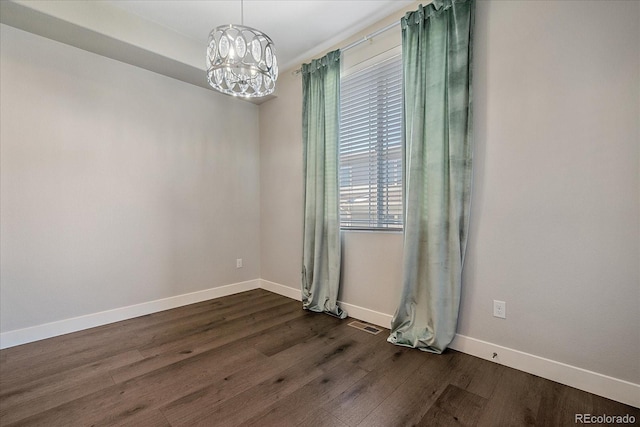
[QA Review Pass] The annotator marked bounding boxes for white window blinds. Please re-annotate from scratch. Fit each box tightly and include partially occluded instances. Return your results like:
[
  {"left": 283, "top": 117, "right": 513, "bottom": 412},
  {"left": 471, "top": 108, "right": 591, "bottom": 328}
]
[{"left": 339, "top": 53, "right": 403, "bottom": 230}]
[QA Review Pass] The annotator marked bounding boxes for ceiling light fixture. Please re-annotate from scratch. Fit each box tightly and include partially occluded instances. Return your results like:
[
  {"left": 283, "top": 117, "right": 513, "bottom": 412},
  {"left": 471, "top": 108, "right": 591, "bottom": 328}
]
[{"left": 206, "top": 0, "right": 278, "bottom": 97}]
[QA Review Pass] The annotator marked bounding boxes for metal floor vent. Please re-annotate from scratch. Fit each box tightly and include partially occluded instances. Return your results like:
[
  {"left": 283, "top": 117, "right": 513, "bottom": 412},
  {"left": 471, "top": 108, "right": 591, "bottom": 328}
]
[{"left": 348, "top": 321, "right": 382, "bottom": 335}]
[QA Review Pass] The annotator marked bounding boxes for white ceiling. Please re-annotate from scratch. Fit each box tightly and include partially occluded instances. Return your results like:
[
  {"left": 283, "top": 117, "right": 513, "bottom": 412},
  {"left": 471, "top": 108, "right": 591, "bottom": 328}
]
[
  {"left": 102, "top": 0, "right": 415, "bottom": 71},
  {"left": 0, "top": 0, "right": 416, "bottom": 102}
]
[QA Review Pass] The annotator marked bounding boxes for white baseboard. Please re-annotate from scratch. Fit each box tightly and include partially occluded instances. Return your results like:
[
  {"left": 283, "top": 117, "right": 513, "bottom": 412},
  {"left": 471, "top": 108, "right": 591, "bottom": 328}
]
[
  {"left": 2, "top": 277, "right": 637, "bottom": 408},
  {"left": 0, "top": 279, "right": 260, "bottom": 350},
  {"left": 260, "top": 280, "right": 639, "bottom": 408},
  {"left": 338, "top": 302, "right": 393, "bottom": 329},
  {"left": 449, "top": 334, "right": 640, "bottom": 408},
  {"left": 260, "top": 279, "right": 302, "bottom": 301},
  {"left": 259, "top": 279, "right": 393, "bottom": 329}
]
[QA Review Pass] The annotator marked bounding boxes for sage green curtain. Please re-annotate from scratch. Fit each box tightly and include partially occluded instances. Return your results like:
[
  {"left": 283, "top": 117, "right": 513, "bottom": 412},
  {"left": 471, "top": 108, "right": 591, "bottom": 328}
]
[
  {"left": 301, "top": 50, "right": 347, "bottom": 319},
  {"left": 388, "top": 0, "right": 475, "bottom": 353}
]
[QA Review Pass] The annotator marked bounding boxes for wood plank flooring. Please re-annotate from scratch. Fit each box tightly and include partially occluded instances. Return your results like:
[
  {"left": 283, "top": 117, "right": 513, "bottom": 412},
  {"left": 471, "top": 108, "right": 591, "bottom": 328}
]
[{"left": 1, "top": 289, "right": 637, "bottom": 426}]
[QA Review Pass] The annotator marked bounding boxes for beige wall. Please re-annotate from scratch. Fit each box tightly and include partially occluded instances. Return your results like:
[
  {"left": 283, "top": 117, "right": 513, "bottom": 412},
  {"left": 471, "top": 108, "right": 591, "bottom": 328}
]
[
  {"left": 259, "top": 0, "right": 412, "bottom": 318},
  {"left": 1, "top": 0, "right": 638, "bottom": 386},
  {"left": 259, "top": 0, "right": 640, "bottom": 384},
  {"left": 460, "top": 0, "right": 639, "bottom": 385},
  {"left": 0, "top": 24, "right": 261, "bottom": 332},
  {"left": 259, "top": 67, "right": 305, "bottom": 289}
]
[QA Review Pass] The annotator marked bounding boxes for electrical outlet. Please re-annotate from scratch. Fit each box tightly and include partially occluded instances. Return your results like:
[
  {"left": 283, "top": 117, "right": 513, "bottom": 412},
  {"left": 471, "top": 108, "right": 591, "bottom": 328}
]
[
  {"left": 236, "top": 258, "right": 243, "bottom": 268},
  {"left": 493, "top": 300, "right": 506, "bottom": 319}
]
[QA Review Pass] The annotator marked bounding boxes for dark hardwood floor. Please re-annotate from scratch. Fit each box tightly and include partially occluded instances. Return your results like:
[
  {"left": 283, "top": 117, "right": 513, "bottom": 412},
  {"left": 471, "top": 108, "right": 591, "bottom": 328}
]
[{"left": 1, "top": 289, "right": 637, "bottom": 426}]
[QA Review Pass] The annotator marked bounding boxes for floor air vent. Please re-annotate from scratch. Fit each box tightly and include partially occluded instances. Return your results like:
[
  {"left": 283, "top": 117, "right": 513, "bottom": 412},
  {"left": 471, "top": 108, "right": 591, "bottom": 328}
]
[{"left": 348, "top": 321, "right": 382, "bottom": 335}]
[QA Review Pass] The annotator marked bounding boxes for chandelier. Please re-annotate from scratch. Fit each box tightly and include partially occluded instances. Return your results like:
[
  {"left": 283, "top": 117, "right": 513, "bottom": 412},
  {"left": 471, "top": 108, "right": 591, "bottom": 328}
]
[{"left": 206, "top": 0, "right": 278, "bottom": 97}]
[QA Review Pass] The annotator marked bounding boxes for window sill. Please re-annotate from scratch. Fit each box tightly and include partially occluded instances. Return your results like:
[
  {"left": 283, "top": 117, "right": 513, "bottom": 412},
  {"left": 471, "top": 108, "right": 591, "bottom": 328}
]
[{"left": 340, "top": 228, "right": 403, "bottom": 234}]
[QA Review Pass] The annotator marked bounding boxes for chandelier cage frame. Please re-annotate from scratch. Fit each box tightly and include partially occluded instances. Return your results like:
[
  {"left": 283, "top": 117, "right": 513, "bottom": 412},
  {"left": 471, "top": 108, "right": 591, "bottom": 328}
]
[{"left": 206, "top": 1, "right": 278, "bottom": 98}]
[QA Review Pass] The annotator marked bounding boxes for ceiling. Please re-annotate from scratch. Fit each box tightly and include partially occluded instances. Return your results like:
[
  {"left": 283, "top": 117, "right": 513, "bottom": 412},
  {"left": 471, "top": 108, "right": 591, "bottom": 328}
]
[
  {"left": 0, "top": 0, "right": 416, "bottom": 102},
  {"left": 102, "top": 1, "right": 415, "bottom": 72}
]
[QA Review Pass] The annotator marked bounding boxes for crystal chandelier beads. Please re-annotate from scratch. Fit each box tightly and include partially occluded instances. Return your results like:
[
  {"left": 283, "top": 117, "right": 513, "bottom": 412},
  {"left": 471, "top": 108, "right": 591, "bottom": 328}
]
[{"left": 206, "top": 24, "right": 278, "bottom": 97}]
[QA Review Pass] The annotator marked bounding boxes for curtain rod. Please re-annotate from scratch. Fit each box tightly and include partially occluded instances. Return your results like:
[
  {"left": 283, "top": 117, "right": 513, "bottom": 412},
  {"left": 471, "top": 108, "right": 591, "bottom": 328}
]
[{"left": 292, "top": 20, "right": 400, "bottom": 75}]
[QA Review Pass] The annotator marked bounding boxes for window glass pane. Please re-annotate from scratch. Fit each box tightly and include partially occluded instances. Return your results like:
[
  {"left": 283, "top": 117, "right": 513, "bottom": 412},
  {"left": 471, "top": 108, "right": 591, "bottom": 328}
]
[{"left": 339, "top": 53, "right": 403, "bottom": 230}]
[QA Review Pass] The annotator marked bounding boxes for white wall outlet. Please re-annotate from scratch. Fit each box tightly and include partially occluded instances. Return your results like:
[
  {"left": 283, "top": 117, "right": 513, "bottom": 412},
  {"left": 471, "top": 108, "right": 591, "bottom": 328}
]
[
  {"left": 493, "top": 300, "right": 506, "bottom": 319},
  {"left": 236, "top": 258, "right": 243, "bottom": 268}
]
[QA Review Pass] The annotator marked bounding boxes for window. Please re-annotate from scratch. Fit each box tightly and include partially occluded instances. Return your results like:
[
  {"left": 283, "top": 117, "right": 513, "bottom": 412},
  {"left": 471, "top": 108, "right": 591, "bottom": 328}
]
[{"left": 339, "top": 52, "right": 403, "bottom": 230}]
